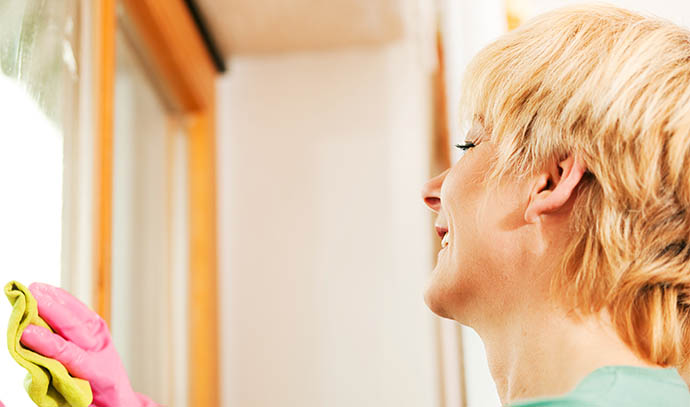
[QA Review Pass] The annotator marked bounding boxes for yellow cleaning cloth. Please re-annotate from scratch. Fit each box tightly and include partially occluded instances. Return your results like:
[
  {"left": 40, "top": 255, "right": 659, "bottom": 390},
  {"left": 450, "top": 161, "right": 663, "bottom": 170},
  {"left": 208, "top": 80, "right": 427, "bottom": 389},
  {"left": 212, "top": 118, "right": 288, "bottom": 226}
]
[{"left": 4, "top": 281, "right": 93, "bottom": 407}]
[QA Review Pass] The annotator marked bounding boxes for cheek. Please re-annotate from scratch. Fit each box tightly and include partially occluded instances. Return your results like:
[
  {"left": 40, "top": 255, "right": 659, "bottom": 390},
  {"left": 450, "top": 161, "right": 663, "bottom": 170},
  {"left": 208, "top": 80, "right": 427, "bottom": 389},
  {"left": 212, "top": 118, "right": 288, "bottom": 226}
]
[
  {"left": 424, "top": 165, "right": 482, "bottom": 316},
  {"left": 424, "top": 198, "right": 509, "bottom": 319},
  {"left": 424, "top": 240, "right": 487, "bottom": 320},
  {"left": 425, "top": 150, "right": 511, "bottom": 318}
]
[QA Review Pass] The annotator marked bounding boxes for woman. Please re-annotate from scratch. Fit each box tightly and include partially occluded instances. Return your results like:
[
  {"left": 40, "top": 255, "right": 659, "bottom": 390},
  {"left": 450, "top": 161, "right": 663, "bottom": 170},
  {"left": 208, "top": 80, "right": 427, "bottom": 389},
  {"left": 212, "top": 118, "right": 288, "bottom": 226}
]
[
  {"left": 14, "top": 3, "right": 690, "bottom": 407},
  {"left": 421, "top": 4, "right": 690, "bottom": 406}
]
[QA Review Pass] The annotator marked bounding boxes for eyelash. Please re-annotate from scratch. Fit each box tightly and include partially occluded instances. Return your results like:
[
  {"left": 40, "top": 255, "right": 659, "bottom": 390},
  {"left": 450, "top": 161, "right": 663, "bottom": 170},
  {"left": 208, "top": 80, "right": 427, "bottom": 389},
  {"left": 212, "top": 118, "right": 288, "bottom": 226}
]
[{"left": 455, "top": 142, "right": 476, "bottom": 151}]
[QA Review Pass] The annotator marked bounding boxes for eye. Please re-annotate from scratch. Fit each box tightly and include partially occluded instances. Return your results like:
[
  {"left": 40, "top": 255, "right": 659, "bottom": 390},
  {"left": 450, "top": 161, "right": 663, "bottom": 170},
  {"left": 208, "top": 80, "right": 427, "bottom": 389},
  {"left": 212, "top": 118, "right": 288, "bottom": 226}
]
[{"left": 455, "top": 142, "right": 476, "bottom": 151}]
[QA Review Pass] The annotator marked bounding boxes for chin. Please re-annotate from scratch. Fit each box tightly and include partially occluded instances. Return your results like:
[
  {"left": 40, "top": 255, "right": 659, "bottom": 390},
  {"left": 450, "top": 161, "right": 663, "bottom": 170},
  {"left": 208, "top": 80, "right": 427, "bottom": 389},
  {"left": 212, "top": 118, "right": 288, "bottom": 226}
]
[{"left": 423, "top": 279, "right": 454, "bottom": 320}]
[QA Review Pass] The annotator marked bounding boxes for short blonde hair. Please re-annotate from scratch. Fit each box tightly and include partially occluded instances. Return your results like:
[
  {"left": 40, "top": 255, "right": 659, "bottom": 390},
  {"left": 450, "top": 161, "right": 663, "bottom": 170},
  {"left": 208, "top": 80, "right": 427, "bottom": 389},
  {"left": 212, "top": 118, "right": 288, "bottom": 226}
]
[{"left": 461, "top": 4, "right": 690, "bottom": 370}]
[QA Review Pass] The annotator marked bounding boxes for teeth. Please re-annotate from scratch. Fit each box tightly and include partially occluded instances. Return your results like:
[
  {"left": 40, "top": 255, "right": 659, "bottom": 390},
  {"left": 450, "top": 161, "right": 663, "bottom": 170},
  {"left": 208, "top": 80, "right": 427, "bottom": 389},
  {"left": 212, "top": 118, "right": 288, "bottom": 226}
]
[{"left": 441, "top": 233, "right": 449, "bottom": 248}]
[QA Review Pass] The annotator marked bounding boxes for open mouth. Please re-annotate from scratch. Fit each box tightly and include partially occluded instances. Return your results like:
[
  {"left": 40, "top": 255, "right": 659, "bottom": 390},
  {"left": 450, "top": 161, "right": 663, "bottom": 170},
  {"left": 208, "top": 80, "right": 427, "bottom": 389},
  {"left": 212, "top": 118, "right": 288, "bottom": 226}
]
[
  {"left": 441, "top": 232, "right": 449, "bottom": 248},
  {"left": 435, "top": 226, "right": 449, "bottom": 249}
]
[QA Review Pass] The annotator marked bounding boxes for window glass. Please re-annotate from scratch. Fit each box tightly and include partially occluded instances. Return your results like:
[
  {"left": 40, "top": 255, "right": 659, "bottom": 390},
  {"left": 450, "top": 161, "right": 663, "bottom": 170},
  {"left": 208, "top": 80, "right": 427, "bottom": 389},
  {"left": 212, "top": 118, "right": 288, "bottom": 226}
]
[
  {"left": 0, "top": 0, "right": 79, "bottom": 406},
  {"left": 111, "top": 23, "right": 189, "bottom": 406}
]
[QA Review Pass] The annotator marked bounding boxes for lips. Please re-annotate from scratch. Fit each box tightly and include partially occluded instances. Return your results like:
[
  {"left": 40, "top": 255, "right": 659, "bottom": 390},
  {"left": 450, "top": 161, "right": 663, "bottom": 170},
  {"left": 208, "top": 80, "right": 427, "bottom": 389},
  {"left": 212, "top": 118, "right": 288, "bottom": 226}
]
[{"left": 435, "top": 225, "right": 449, "bottom": 249}]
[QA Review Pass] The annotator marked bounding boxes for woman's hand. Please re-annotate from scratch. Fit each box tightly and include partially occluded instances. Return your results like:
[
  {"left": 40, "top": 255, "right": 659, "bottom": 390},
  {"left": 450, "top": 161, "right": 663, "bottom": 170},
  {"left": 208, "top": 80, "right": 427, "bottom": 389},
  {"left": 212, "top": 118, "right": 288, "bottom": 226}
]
[{"left": 19, "top": 283, "right": 157, "bottom": 407}]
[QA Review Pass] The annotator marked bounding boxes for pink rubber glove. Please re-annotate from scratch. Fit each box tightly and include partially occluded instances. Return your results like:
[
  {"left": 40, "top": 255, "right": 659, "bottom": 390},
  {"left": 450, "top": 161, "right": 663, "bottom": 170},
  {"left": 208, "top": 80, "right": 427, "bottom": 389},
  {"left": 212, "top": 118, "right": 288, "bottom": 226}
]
[{"left": 19, "top": 283, "right": 157, "bottom": 407}]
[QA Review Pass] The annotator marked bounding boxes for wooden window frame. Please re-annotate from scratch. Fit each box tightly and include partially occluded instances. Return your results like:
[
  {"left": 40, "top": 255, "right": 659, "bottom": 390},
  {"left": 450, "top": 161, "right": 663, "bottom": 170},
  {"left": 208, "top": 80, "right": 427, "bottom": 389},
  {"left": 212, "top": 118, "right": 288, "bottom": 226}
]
[{"left": 93, "top": 1, "right": 219, "bottom": 406}]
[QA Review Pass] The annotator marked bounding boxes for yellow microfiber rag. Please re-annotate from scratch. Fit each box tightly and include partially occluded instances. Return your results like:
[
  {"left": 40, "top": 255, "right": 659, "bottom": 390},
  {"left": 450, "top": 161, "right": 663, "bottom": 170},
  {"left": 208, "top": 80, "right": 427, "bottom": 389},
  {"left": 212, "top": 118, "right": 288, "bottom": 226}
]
[{"left": 4, "top": 281, "right": 93, "bottom": 407}]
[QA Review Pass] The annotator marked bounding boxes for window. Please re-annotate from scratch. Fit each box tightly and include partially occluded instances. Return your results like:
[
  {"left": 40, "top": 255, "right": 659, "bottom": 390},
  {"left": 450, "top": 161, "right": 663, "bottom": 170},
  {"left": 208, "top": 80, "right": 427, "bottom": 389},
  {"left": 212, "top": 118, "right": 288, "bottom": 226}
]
[
  {"left": 0, "top": 1, "right": 219, "bottom": 405},
  {"left": 0, "top": 1, "right": 79, "bottom": 405},
  {"left": 110, "top": 22, "right": 189, "bottom": 405}
]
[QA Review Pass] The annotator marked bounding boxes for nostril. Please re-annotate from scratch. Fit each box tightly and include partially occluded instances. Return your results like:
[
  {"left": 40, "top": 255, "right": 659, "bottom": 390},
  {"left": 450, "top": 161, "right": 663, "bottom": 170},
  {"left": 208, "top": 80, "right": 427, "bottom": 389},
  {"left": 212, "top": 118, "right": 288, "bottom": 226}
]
[{"left": 424, "top": 197, "right": 441, "bottom": 209}]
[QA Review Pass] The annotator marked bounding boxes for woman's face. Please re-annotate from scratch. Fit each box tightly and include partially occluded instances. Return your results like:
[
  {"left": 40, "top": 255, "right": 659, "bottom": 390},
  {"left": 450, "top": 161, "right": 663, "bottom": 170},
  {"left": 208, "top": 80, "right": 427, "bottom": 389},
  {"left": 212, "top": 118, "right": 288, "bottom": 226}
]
[{"left": 421, "top": 126, "right": 533, "bottom": 324}]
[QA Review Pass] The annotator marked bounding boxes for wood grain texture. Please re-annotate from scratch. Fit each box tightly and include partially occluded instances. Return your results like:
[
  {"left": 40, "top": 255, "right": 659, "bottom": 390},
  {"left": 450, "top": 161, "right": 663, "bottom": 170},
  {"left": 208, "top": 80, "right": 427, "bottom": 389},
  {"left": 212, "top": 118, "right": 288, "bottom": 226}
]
[
  {"left": 188, "top": 110, "right": 219, "bottom": 407},
  {"left": 94, "top": 0, "right": 116, "bottom": 326},
  {"left": 117, "top": 1, "right": 219, "bottom": 405},
  {"left": 120, "top": 0, "right": 216, "bottom": 111},
  {"left": 431, "top": 27, "right": 451, "bottom": 176},
  {"left": 95, "top": 0, "right": 219, "bottom": 404}
]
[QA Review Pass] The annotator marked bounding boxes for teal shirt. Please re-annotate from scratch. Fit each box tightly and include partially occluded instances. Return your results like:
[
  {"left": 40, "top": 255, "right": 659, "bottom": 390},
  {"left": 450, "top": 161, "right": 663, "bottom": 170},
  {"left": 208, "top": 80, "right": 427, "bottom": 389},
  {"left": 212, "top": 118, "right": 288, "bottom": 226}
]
[{"left": 507, "top": 365, "right": 690, "bottom": 406}]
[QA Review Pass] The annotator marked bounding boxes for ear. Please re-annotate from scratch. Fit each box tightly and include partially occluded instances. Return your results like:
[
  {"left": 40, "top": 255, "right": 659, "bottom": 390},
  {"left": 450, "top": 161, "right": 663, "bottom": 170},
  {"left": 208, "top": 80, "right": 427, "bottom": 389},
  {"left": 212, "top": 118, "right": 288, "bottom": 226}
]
[{"left": 524, "top": 154, "right": 587, "bottom": 223}]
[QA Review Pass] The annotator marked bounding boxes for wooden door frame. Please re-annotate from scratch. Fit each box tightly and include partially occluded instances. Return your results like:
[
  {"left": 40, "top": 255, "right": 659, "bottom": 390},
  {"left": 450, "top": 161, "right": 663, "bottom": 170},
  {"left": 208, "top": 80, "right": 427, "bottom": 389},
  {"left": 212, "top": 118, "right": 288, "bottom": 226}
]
[{"left": 93, "top": 1, "right": 219, "bottom": 406}]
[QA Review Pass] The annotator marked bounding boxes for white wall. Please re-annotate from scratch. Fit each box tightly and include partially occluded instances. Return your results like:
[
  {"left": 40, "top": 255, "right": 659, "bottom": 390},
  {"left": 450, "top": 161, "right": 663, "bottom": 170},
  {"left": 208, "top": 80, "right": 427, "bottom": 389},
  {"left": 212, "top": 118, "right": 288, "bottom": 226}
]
[{"left": 216, "top": 37, "right": 442, "bottom": 406}]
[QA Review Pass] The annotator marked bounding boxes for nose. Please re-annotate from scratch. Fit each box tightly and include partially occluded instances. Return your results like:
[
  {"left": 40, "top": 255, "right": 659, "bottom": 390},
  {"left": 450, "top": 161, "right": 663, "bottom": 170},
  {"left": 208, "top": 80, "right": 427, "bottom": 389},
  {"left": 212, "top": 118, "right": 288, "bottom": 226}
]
[{"left": 421, "top": 168, "right": 450, "bottom": 213}]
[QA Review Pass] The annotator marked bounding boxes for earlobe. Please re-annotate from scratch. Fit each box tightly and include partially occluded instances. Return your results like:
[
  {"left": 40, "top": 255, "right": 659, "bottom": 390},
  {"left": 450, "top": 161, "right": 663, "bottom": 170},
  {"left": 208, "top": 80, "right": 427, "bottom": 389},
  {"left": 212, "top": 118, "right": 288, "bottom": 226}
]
[{"left": 524, "top": 155, "right": 587, "bottom": 223}]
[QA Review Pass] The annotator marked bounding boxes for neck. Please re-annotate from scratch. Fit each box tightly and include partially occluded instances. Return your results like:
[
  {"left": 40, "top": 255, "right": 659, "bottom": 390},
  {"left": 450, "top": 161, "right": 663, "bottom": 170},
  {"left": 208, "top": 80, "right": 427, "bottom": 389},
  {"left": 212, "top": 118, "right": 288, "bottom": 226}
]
[{"left": 477, "top": 302, "right": 659, "bottom": 405}]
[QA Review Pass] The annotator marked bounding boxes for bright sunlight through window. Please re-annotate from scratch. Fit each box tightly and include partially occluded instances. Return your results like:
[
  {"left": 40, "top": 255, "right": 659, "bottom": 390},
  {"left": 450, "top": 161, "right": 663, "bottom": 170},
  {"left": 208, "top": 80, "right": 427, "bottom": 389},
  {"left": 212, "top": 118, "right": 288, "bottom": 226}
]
[{"left": 0, "top": 74, "right": 63, "bottom": 406}]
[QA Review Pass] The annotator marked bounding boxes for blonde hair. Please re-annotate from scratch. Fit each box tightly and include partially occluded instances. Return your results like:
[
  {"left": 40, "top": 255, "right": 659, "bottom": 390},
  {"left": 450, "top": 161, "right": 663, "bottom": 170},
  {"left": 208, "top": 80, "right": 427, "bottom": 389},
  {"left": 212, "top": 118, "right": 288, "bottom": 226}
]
[{"left": 461, "top": 4, "right": 690, "bottom": 372}]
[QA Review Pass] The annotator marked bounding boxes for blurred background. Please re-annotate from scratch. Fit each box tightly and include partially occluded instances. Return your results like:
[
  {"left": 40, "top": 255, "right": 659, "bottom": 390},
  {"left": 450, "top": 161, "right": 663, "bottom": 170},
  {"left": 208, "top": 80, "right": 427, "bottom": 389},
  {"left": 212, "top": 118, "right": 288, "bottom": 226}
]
[{"left": 1, "top": 1, "right": 690, "bottom": 406}]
